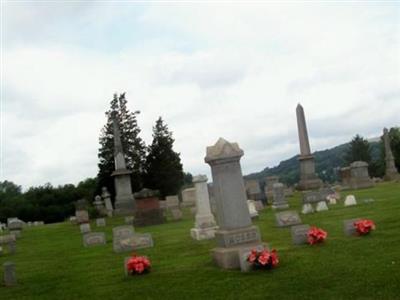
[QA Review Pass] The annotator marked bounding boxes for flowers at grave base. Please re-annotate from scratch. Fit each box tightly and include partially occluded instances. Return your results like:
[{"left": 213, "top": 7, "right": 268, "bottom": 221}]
[
  {"left": 354, "top": 219, "right": 375, "bottom": 235},
  {"left": 126, "top": 254, "right": 151, "bottom": 275},
  {"left": 307, "top": 226, "right": 328, "bottom": 245},
  {"left": 247, "top": 249, "right": 279, "bottom": 270}
]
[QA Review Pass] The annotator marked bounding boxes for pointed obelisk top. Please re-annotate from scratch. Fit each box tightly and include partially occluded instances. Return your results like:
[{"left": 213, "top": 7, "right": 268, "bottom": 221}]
[
  {"left": 296, "top": 103, "right": 311, "bottom": 156},
  {"left": 112, "top": 113, "right": 127, "bottom": 170}
]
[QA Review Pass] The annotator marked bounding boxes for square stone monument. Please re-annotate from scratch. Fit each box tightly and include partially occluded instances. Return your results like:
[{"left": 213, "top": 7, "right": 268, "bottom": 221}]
[
  {"left": 349, "top": 161, "right": 374, "bottom": 189},
  {"left": 133, "top": 188, "right": 165, "bottom": 226},
  {"left": 205, "top": 138, "right": 263, "bottom": 269},
  {"left": 271, "top": 183, "right": 289, "bottom": 209}
]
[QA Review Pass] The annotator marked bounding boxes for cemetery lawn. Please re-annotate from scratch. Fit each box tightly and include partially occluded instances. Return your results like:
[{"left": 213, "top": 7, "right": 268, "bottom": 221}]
[{"left": 1, "top": 182, "right": 400, "bottom": 300}]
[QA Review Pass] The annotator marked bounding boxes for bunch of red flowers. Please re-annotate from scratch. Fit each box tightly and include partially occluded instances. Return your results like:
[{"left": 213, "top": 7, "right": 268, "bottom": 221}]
[
  {"left": 126, "top": 255, "right": 151, "bottom": 275},
  {"left": 307, "top": 227, "right": 328, "bottom": 245},
  {"left": 354, "top": 219, "right": 375, "bottom": 235},
  {"left": 247, "top": 249, "right": 279, "bottom": 270}
]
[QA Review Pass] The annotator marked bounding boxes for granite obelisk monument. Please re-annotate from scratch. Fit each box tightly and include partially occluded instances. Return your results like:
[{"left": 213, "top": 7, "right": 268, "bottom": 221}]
[
  {"left": 296, "top": 104, "right": 322, "bottom": 190},
  {"left": 111, "top": 114, "right": 135, "bottom": 216},
  {"left": 383, "top": 128, "right": 399, "bottom": 181}
]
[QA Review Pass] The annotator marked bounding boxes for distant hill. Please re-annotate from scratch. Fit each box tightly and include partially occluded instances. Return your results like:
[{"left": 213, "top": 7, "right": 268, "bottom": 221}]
[{"left": 245, "top": 141, "right": 381, "bottom": 186}]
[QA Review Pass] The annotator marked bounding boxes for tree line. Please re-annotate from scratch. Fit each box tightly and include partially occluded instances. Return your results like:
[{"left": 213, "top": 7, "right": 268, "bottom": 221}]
[{"left": 0, "top": 93, "right": 190, "bottom": 223}]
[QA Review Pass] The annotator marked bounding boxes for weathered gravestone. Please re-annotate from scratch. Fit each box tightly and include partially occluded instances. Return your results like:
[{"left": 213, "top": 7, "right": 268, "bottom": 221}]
[
  {"left": 101, "top": 187, "right": 113, "bottom": 217},
  {"left": 265, "top": 176, "right": 279, "bottom": 201},
  {"left": 80, "top": 223, "right": 91, "bottom": 234},
  {"left": 247, "top": 200, "right": 259, "bottom": 219},
  {"left": 344, "top": 195, "right": 357, "bottom": 207},
  {"left": 343, "top": 219, "right": 361, "bottom": 236},
  {"left": 181, "top": 187, "right": 196, "bottom": 207},
  {"left": 83, "top": 232, "right": 106, "bottom": 247},
  {"left": 113, "top": 225, "right": 153, "bottom": 253},
  {"left": 69, "top": 216, "right": 77, "bottom": 225},
  {"left": 244, "top": 179, "right": 263, "bottom": 201},
  {"left": 302, "top": 191, "right": 328, "bottom": 214},
  {"left": 275, "top": 211, "right": 302, "bottom": 227},
  {"left": 0, "top": 235, "right": 16, "bottom": 255},
  {"left": 93, "top": 195, "right": 107, "bottom": 217},
  {"left": 254, "top": 200, "right": 264, "bottom": 211},
  {"left": 75, "top": 199, "right": 89, "bottom": 224},
  {"left": 272, "top": 183, "right": 289, "bottom": 209},
  {"left": 165, "top": 195, "right": 180, "bottom": 208},
  {"left": 125, "top": 216, "right": 134, "bottom": 225},
  {"left": 205, "top": 138, "right": 264, "bottom": 269},
  {"left": 133, "top": 188, "right": 165, "bottom": 226},
  {"left": 170, "top": 208, "right": 183, "bottom": 221},
  {"left": 238, "top": 244, "right": 270, "bottom": 272},
  {"left": 291, "top": 224, "right": 310, "bottom": 245},
  {"left": 8, "top": 218, "right": 23, "bottom": 238},
  {"left": 3, "top": 261, "right": 16, "bottom": 286},
  {"left": 349, "top": 161, "right": 374, "bottom": 189},
  {"left": 190, "top": 175, "right": 218, "bottom": 240},
  {"left": 96, "top": 218, "right": 106, "bottom": 227}
]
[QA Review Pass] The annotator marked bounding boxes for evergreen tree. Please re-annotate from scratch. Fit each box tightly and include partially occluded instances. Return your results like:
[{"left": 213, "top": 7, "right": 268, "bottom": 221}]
[
  {"left": 144, "top": 117, "right": 184, "bottom": 197},
  {"left": 97, "top": 93, "right": 146, "bottom": 198},
  {"left": 344, "top": 134, "right": 372, "bottom": 165}
]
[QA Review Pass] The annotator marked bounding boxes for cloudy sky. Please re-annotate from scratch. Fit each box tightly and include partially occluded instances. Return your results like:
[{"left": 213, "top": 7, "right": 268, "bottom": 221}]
[{"left": 1, "top": 1, "right": 399, "bottom": 189}]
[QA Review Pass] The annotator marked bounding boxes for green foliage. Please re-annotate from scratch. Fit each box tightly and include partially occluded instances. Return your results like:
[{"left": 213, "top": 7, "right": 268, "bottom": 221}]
[
  {"left": 344, "top": 134, "right": 372, "bottom": 165},
  {"left": 144, "top": 117, "right": 184, "bottom": 197},
  {"left": 0, "top": 183, "right": 399, "bottom": 299},
  {"left": 0, "top": 178, "right": 97, "bottom": 224},
  {"left": 97, "top": 93, "right": 146, "bottom": 198}
]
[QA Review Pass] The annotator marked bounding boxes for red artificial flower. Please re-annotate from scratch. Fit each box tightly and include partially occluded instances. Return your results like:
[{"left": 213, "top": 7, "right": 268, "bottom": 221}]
[
  {"left": 127, "top": 255, "right": 151, "bottom": 275},
  {"left": 247, "top": 248, "right": 279, "bottom": 269},
  {"left": 354, "top": 219, "right": 375, "bottom": 235},
  {"left": 307, "top": 227, "right": 328, "bottom": 245}
]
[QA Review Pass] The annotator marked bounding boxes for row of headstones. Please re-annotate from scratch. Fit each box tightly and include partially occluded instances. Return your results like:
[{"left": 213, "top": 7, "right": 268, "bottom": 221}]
[{"left": 274, "top": 210, "right": 371, "bottom": 244}]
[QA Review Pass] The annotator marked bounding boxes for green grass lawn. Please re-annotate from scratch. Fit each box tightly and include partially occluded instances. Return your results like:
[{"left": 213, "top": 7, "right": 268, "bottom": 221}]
[{"left": 1, "top": 182, "right": 399, "bottom": 300}]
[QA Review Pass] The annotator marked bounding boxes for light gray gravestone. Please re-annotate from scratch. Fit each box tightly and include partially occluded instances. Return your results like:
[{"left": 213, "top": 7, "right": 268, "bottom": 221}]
[
  {"left": 3, "top": 261, "right": 16, "bottom": 286},
  {"left": 166, "top": 195, "right": 180, "bottom": 208},
  {"left": 291, "top": 224, "right": 310, "bottom": 245},
  {"left": 344, "top": 195, "right": 357, "bottom": 206},
  {"left": 205, "top": 138, "right": 263, "bottom": 269},
  {"left": 113, "top": 225, "right": 135, "bottom": 253},
  {"left": 349, "top": 161, "right": 374, "bottom": 189},
  {"left": 80, "top": 223, "right": 91, "bottom": 234},
  {"left": 96, "top": 218, "right": 106, "bottom": 227},
  {"left": 275, "top": 211, "right": 302, "bottom": 227},
  {"left": 343, "top": 219, "right": 361, "bottom": 236},
  {"left": 83, "top": 232, "right": 106, "bottom": 247},
  {"left": 101, "top": 187, "right": 114, "bottom": 217},
  {"left": 181, "top": 187, "right": 196, "bottom": 207},
  {"left": 75, "top": 210, "right": 89, "bottom": 224},
  {"left": 316, "top": 201, "right": 329, "bottom": 212},
  {"left": 301, "top": 203, "right": 314, "bottom": 214},
  {"left": 170, "top": 207, "right": 183, "bottom": 220},
  {"left": 272, "top": 183, "right": 289, "bottom": 209}
]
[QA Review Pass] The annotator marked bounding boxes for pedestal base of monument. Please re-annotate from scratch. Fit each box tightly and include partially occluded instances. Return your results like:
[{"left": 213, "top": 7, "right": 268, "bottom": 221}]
[
  {"left": 298, "top": 155, "right": 322, "bottom": 190},
  {"left": 349, "top": 179, "right": 374, "bottom": 189},
  {"left": 384, "top": 172, "right": 400, "bottom": 182},
  {"left": 114, "top": 199, "right": 135, "bottom": 217},
  {"left": 191, "top": 227, "right": 217, "bottom": 240},
  {"left": 134, "top": 209, "right": 165, "bottom": 226},
  {"left": 211, "top": 226, "right": 262, "bottom": 269}
]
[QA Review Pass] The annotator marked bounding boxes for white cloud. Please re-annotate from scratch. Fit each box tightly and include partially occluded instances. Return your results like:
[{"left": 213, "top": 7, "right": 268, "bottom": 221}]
[{"left": 1, "top": 3, "right": 399, "bottom": 188}]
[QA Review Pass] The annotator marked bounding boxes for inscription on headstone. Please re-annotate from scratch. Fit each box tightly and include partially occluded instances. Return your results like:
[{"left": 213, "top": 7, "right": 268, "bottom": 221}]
[{"left": 275, "top": 211, "right": 302, "bottom": 227}]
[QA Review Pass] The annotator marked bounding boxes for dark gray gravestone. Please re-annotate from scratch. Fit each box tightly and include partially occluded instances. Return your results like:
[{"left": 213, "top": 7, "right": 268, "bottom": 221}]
[
  {"left": 3, "top": 261, "right": 16, "bottom": 286},
  {"left": 275, "top": 211, "right": 302, "bottom": 227},
  {"left": 291, "top": 224, "right": 310, "bottom": 245},
  {"left": 238, "top": 244, "right": 269, "bottom": 272},
  {"left": 343, "top": 219, "right": 361, "bottom": 236}
]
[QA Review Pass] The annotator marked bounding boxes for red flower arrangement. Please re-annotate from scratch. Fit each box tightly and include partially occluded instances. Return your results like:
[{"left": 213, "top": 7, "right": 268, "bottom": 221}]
[
  {"left": 247, "top": 249, "right": 279, "bottom": 270},
  {"left": 126, "top": 255, "right": 151, "bottom": 275},
  {"left": 307, "top": 227, "right": 328, "bottom": 245},
  {"left": 354, "top": 219, "right": 375, "bottom": 235}
]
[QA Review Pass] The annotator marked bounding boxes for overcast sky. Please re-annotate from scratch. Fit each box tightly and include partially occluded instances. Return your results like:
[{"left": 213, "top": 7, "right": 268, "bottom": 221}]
[{"left": 1, "top": 1, "right": 399, "bottom": 189}]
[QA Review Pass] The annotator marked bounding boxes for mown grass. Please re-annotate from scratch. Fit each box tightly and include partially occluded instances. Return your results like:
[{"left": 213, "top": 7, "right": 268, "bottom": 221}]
[{"left": 1, "top": 182, "right": 399, "bottom": 300}]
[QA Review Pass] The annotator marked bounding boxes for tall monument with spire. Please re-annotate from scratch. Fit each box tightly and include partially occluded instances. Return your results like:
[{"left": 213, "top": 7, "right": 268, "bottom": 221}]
[
  {"left": 383, "top": 128, "right": 399, "bottom": 181},
  {"left": 111, "top": 113, "right": 136, "bottom": 216},
  {"left": 296, "top": 104, "right": 322, "bottom": 190}
]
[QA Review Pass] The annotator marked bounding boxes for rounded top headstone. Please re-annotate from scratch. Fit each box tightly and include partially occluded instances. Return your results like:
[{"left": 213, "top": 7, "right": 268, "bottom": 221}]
[
  {"left": 134, "top": 188, "right": 160, "bottom": 199},
  {"left": 350, "top": 161, "right": 368, "bottom": 168}
]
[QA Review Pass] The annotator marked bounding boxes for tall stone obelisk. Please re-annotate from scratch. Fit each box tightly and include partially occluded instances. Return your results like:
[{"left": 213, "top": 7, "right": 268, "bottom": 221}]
[
  {"left": 296, "top": 104, "right": 322, "bottom": 190},
  {"left": 383, "top": 128, "right": 399, "bottom": 181},
  {"left": 111, "top": 114, "right": 135, "bottom": 216}
]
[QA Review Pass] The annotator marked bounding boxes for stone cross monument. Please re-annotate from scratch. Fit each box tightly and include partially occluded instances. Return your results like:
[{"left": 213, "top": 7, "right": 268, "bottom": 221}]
[
  {"left": 205, "top": 138, "right": 263, "bottom": 269},
  {"left": 296, "top": 104, "right": 322, "bottom": 190},
  {"left": 190, "top": 175, "right": 217, "bottom": 241},
  {"left": 383, "top": 128, "right": 399, "bottom": 181},
  {"left": 111, "top": 114, "right": 135, "bottom": 216}
]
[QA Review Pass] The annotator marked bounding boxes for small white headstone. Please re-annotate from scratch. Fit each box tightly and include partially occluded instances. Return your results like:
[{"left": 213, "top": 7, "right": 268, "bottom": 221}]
[
  {"left": 344, "top": 195, "right": 357, "bottom": 206},
  {"left": 301, "top": 203, "right": 314, "bottom": 214},
  {"left": 247, "top": 200, "right": 259, "bottom": 219},
  {"left": 80, "top": 223, "right": 91, "bottom": 234},
  {"left": 327, "top": 195, "right": 337, "bottom": 205},
  {"left": 316, "top": 201, "right": 329, "bottom": 212}
]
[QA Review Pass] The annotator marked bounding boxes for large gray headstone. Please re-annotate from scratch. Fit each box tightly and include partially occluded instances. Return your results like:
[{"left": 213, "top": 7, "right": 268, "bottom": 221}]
[{"left": 291, "top": 224, "right": 310, "bottom": 245}]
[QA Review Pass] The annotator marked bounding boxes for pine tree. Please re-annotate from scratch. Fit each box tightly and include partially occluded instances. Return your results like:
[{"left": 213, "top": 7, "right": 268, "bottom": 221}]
[
  {"left": 144, "top": 117, "right": 184, "bottom": 197},
  {"left": 97, "top": 93, "right": 146, "bottom": 198},
  {"left": 344, "top": 134, "right": 372, "bottom": 164}
]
